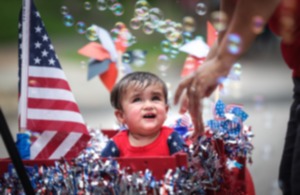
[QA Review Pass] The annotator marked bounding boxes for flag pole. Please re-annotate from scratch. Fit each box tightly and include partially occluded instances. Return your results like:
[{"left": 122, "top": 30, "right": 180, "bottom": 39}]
[{"left": 19, "top": 0, "right": 31, "bottom": 131}]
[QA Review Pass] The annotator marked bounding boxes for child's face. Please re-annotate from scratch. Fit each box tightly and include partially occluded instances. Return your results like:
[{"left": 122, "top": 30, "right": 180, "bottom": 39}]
[{"left": 115, "top": 83, "right": 168, "bottom": 136}]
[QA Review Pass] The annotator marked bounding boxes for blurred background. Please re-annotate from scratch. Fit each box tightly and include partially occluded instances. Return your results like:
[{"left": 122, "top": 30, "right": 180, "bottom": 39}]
[{"left": 0, "top": 0, "right": 292, "bottom": 194}]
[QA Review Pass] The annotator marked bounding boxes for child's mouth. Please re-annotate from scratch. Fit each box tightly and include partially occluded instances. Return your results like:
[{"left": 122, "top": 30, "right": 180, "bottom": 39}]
[{"left": 143, "top": 114, "right": 156, "bottom": 119}]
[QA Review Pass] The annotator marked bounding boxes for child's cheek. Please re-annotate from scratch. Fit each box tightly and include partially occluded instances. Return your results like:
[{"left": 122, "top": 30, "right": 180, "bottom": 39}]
[{"left": 129, "top": 107, "right": 140, "bottom": 117}]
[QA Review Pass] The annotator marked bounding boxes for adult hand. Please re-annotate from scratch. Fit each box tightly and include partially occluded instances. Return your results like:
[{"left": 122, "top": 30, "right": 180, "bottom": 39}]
[{"left": 174, "top": 57, "right": 231, "bottom": 137}]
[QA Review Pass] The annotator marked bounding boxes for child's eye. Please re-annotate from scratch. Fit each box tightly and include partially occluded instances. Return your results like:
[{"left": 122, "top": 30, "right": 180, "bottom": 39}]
[
  {"left": 152, "top": 96, "right": 161, "bottom": 101},
  {"left": 132, "top": 97, "right": 141, "bottom": 102}
]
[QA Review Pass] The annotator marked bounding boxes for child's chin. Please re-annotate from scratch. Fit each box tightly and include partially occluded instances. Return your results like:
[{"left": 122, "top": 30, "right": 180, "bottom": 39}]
[{"left": 141, "top": 125, "right": 161, "bottom": 133}]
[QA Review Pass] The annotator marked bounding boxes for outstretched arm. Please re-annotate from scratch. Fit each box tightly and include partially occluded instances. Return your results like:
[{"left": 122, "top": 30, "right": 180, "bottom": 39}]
[
  {"left": 217, "top": 0, "right": 280, "bottom": 69},
  {"left": 174, "top": 0, "right": 280, "bottom": 137}
]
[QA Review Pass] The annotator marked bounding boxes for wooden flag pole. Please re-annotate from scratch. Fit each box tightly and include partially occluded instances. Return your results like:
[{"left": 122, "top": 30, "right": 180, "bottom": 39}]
[{"left": 0, "top": 108, "right": 35, "bottom": 194}]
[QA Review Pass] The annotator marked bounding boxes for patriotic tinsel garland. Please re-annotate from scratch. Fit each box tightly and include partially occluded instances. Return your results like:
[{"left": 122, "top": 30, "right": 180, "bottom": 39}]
[{"left": 0, "top": 100, "right": 254, "bottom": 194}]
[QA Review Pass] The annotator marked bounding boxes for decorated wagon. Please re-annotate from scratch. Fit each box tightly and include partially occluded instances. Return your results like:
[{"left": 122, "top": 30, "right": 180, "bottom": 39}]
[{"left": 0, "top": 0, "right": 255, "bottom": 194}]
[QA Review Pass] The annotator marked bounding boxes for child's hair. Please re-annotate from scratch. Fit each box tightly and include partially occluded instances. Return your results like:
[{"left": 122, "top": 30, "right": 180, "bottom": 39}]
[{"left": 110, "top": 71, "right": 168, "bottom": 110}]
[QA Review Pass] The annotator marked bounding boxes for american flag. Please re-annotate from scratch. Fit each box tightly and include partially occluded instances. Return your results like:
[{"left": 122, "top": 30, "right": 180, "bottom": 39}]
[{"left": 18, "top": 0, "right": 90, "bottom": 159}]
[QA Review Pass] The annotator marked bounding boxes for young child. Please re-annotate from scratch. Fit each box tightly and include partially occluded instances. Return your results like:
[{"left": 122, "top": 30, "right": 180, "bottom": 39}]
[{"left": 101, "top": 71, "right": 185, "bottom": 157}]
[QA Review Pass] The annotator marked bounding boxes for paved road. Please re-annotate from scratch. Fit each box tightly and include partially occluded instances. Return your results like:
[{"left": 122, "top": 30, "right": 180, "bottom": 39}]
[{"left": 0, "top": 37, "right": 292, "bottom": 194}]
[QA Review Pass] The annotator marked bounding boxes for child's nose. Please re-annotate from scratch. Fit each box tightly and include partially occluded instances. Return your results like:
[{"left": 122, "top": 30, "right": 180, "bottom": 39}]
[{"left": 143, "top": 100, "right": 154, "bottom": 109}]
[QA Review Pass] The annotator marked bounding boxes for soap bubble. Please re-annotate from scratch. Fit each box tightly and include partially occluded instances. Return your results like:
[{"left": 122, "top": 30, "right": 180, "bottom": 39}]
[
  {"left": 110, "top": 28, "right": 120, "bottom": 41},
  {"left": 252, "top": 16, "right": 265, "bottom": 34},
  {"left": 182, "top": 16, "right": 196, "bottom": 32},
  {"left": 130, "top": 17, "right": 142, "bottom": 30},
  {"left": 161, "top": 40, "right": 171, "bottom": 53},
  {"left": 183, "top": 31, "right": 193, "bottom": 43},
  {"left": 148, "top": 7, "right": 164, "bottom": 28},
  {"left": 63, "top": 14, "right": 74, "bottom": 27},
  {"left": 227, "top": 33, "right": 241, "bottom": 54},
  {"left": 173, "top": 22, "right": 183, "bottom": 33},
  {"left": 76, "top": 21, "right": 86, "bottom": 34},
  {"left": 61, "top": 5, "right": 69, "bottom": 15},
  {"left": 169, "top": 47, "right": 179, "bottom": 59},
  {"left": 86, "top": 25, "right": 98, "bottom": 41},
  {"left": 84, "top": 1, "right": 92, "bottom": 11},
  {"left": 157, "top": 54, "right": 170, "bottom": 72},
  {"left": 232, "top": 63, "right": 242, "bottom": 76},
  {"left": 132, "top": 50, "right": 146, "bottom": 67},
  {"left": 97, "top": 0, "right": 107, "bottom": 11},
  {"left": 135, "top": 8, "right": 149, "bottom": 20},
  {"left": 156, "top": 20, "right": 168, "bottom": 34},
  {"left": 115, "top": 21, "right": 126, "bottom": 30},
  {"left": 211, "top": 11, "right": 228, "bottom": 32},
  {"left": 143, "top": 21, "right": 154, "bottom": 35},
  {"left": 111, "top": 3, "right": 124, "bottom": 16},
  {"left": 134, "top": 0, "right": 150, "bottom": 20},
  {"left": 135, "top": 0, "right": 150, "bottom": 10},
  {"left": 166, "top": 30, "right": 181, "bottom": 42},
  {"left": 196, "top": 2, "right": 207, "bottom": 16},
  {"left": 169, "top": 33, "right": 184, "bottom": 48},
  {"left": 122, "top": 52, "right": 132, "bottom": 64}
]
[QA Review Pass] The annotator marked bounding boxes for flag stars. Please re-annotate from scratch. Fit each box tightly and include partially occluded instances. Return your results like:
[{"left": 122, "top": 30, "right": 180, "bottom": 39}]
[
  {"left": 35, "top": 11, "right": 40, "bottom": 18},
  {"left": 41, "top": 49, "right": 49, "bottom": 57},
  {"left": 34, "top": 57, "right": 41, "bottom": 64},
  {"left": 19, "top": 33, "right": 22, "bottom": 39},
  {"left": 35, "top": 25, "right": 42, "bottom": 33},
  {"left": 35, "top": 41, "right": 42, "bottom": 49},
  {"left": 48, "top": 58, "right": 55, "bottom": 66},
  {"left": 49, "top": 44, "right": 54, "bottom": 50},
  {"left": 42, "top": 34, "right": 49, "bottom": 42},
  {"left": 18, "top": 22, "right": 21, "bottom": 29}
]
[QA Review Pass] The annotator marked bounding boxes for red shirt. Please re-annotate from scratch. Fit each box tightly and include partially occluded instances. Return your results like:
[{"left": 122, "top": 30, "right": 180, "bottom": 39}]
[
  {"left": 268, "top": 0, "right": 300, "bottom": 77},
  {"left": 112, "top": 126, "right": 176, "bottom": 157}
]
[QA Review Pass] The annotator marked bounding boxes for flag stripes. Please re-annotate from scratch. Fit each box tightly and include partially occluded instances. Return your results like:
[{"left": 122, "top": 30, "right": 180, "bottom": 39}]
[
  {"left": 28, "top": 77, "right": 71, "bottom": 90},
  {"left": 26, "top": 120, "right": 88, "bottom": 133},
  {"left": 28, "top": 99, "right": 80, "bottom": 112}
]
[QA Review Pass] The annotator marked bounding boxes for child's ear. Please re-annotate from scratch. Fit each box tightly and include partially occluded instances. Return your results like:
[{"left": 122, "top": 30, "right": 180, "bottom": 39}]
[
  {"left": 165, "top": 104, "right": 169, "bottom": 112},
  {"left": 115, "top": 109, "right": 125, "bottom": 124}
]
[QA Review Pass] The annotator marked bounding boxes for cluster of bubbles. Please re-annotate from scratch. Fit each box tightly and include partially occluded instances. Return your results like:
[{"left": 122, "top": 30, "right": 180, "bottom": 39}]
[
  {"left": 129, "top": 0, "right": 186, "bottom": 73},
  {"left": 110, "top": 22, "right": 136, "bottom": 47},
  {"left": 60, "top": 0, "right": 211, "bottom": 74},
  {"left": 60, "top": 0, "right": 268, "bottom": 91},
  {"left": 61, "top": 0, "right": 126, "bottom": 37},
  {"left": 126, "top": 0, "right": 209, "bottom": 76}
]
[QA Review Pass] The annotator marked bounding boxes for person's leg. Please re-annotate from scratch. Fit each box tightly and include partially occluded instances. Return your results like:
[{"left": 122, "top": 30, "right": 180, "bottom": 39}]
[
  {"left": 280, "top": 78, "right": 300, "bottom": 195},
  {"left": 278, "top": 101, "right": 298, "bottom": 195},
  {"left": 291, "top": 104, "right": 300, "bottom": 195}
]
